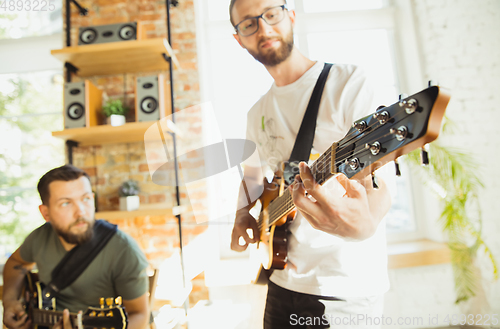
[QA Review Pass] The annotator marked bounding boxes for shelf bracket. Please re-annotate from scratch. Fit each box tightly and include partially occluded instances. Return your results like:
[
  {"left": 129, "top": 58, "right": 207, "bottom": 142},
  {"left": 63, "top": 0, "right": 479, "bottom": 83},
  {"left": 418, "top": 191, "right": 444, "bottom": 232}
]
[
  {"left": 162, "top": 53, "right": 171, "bottom": 62},
  {"left": 65, "top": 0, "right": 88, "bottom": 48},
  {"left": 64, "top": 62, "right": 79, "bottom": 83},
  {"left": 66, "top": 140, "right": 79, "bottom": 165},
  {"left": 70, "top": 0, "right": 89, "bottom": 16}
]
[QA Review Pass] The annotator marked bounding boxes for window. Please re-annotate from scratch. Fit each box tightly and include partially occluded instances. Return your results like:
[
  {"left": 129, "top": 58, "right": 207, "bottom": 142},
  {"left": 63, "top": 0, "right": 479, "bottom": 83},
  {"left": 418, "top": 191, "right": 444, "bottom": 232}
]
[
  {"left": 0, "top": 1, "right": 62, "bottom": 39},
  {"left": 0, "top": 12, "right": 63, "bottom": 262}
]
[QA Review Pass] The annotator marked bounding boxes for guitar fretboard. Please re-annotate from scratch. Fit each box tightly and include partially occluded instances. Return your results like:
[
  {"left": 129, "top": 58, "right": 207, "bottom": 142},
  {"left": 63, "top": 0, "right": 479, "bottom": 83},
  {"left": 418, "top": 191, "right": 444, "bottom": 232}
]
[
  {"left": 258, "top": 144, "right": 337, "bottom": 230},
  {"left": 32, "top": 309, "right": 80, "bottom": 328}
]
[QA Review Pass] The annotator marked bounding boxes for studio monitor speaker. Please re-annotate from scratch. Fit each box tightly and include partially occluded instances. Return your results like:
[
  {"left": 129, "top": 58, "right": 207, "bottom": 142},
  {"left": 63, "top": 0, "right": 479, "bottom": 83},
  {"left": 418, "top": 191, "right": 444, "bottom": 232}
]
[
  {"left": 78, "top": 22, "right": 145, "bottom": 45},
  {"left": 64, "top": 81, "right": 102, "bottom": 129},
  {"left": 135, "top": 74, "right": 171, "bottom": 122}
]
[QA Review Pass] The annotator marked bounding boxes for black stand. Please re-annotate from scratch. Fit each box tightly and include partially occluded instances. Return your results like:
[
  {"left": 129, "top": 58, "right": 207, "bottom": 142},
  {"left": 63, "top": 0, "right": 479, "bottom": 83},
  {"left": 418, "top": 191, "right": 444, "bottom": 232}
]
[
  {"left": 165, "top": 0, "right": 189, "bottom": 320},
  {"left": 64, "top": 0, "right": 87, "bottom": 164}
]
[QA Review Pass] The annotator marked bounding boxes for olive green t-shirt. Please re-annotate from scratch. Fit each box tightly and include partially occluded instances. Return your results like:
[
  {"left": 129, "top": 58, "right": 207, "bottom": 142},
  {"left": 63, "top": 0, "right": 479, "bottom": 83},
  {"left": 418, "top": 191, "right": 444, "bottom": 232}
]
[{"left": 19, "top": 221, "right": 149, "bottom": 312}]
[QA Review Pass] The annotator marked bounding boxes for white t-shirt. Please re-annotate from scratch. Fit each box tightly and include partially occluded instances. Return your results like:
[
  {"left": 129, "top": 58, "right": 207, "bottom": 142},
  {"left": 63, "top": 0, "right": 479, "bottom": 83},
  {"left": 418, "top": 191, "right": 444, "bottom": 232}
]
[{"left": 245, "top": 61, "right": 390, "bottom": 298}]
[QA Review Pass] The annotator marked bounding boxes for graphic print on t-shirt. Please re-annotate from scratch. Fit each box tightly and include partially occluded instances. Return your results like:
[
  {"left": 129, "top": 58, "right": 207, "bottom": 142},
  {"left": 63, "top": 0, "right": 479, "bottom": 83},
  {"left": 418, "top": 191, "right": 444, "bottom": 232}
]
[{"left": 258, "top": 115, "right": 285, "bottom": 166}]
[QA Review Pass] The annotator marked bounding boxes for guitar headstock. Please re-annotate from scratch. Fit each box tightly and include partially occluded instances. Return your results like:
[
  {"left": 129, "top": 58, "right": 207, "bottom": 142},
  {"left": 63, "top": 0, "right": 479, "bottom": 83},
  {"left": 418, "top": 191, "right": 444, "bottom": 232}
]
[
  {"left": 333, "top": 86, "right": 450, "bottom": 179},
  {"left": 82, "top": 297, "right": 128, "bottom": 329}
]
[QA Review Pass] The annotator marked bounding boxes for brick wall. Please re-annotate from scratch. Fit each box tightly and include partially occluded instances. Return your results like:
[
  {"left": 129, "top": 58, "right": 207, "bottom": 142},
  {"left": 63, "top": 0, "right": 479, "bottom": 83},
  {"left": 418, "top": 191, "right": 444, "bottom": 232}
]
[
  {"left": 64, "top": 0, "right": 209, "bottom": 308},
  {"left": 384, "top": 1, "right": 500, "bottom": 326}
]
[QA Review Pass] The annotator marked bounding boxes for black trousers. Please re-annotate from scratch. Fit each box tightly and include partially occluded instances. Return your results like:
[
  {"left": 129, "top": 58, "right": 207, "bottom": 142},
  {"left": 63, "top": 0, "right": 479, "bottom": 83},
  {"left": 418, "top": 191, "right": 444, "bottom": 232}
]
[{"left": 264, "top": 281, "right": 343, "bottom": 329}]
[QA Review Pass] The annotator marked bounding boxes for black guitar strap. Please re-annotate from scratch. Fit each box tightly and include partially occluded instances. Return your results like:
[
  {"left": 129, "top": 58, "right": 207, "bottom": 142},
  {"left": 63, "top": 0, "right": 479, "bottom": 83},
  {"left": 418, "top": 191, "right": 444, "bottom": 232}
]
[
  {"left": 282, "top": 62, "right": 333, "bottom": 185},
  {"left": 258, "top": 63, "right": 333, "bottom": 284},
  {"left": 43, "top": 219, "right": 117, "bottom": 298}
]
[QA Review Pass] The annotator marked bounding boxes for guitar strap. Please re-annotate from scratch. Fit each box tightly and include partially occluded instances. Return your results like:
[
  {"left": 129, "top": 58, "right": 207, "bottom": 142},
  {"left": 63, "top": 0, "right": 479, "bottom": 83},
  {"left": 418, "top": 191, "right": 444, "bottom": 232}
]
[
  {"left": 43, "top": 219, "right": 117, "bottom": 298},
  {"left": 283, "top": 62, "right": 333, "bottom": 185}
]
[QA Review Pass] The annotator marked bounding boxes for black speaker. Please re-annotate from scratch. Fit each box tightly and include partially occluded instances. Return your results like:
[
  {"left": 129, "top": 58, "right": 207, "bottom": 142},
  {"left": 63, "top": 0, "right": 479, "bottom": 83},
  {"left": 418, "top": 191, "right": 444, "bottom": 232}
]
[
  {"left": 135, "top": 74, "right": 171, "bottom": 122},
  {"left": 64, "top": 81, "right": 102, "bottom": 129},
  {"left": 78, "top": 22, "right": 144, "bottom": 45}
]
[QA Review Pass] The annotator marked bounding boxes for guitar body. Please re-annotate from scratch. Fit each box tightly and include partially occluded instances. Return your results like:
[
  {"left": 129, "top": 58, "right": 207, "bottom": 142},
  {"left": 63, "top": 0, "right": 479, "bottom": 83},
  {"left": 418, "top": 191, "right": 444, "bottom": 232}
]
[
  {"left": 252, "top": 166, "right": 297, "bottom": 284},
  {"left": 24, "top": 272, "right": 54, "bottom": 329},
  {"left": 23, "top": 272, "right": 128, "bottom": 329}
]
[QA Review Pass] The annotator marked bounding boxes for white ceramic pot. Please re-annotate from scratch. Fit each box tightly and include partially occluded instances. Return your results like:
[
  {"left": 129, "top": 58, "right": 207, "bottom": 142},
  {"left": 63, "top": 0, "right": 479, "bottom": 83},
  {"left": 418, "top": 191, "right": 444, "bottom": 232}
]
[
  {"left": 108, "top": 114, "right": 126, "bottom": 126},
  {"left": 119, "top": 195, "right": 140, "bottom": 211}
]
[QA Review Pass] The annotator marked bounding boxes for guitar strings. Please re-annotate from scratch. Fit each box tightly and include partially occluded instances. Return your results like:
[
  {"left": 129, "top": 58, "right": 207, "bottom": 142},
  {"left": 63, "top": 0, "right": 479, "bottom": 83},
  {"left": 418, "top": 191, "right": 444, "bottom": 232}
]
[
  {"left": 261, "top": 98, "right": 428, "bottom": 228},
  {"left": 266, "top": 132, "right": 407, "bottom": 225},
  {"left": 264, "top": 103, "right": 416, "bottom": 226},
  {"left": 335, "top": 100, "right": 414, "bottom": 150}
]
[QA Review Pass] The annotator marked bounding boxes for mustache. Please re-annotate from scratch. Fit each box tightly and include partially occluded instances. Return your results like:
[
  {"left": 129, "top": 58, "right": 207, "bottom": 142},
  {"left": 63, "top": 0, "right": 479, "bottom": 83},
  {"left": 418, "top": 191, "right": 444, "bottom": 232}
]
[
  {"left": 70, "top": 217, "right": 91, "bottom": 227},
  {"left": 258, "top": 36, "right": 282, "bottom": 47}
]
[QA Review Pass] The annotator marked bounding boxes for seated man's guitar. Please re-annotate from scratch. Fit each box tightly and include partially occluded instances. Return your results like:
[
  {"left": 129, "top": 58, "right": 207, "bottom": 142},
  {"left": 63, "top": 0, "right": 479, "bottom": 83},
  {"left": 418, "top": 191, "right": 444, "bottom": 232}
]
[
  {"left": 251, "top": 86, "right": 451, "bottom": 284},
  {"left": 23, "top": 271, "right": 128, "bottom": 329}
]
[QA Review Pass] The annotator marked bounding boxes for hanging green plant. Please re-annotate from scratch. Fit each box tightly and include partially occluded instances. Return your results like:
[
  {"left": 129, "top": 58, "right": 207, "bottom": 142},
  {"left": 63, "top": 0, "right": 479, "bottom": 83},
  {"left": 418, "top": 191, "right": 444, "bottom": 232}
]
[{"left": 403, "top": 117, "right": 498, "bottom": 303}]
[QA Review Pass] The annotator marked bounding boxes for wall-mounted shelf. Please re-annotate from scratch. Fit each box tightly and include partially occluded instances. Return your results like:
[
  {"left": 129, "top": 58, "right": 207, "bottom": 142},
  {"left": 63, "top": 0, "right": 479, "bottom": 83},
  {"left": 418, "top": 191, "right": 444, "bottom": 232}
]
[
  {"left": 51, "top": 38, "right": 180, "bottom": 77},
  {"left": 96, "top": 204, "right": 186, "bottom": 221},
  {"left": 97, "top": 208, "right": 173, "bottom": 221},
  {"left": 52, "top": 121, "right": 171, "bottom": 146}
]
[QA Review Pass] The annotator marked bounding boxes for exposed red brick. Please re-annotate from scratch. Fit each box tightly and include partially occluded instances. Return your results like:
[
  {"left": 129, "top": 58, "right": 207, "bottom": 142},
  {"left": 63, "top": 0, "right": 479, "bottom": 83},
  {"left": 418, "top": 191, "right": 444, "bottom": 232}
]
[
  {"left": 149, "top": 194, "right": 166, "bottom": 203},
  {"left": 138, "top": 164, "right": 150, "bottom": 172}
]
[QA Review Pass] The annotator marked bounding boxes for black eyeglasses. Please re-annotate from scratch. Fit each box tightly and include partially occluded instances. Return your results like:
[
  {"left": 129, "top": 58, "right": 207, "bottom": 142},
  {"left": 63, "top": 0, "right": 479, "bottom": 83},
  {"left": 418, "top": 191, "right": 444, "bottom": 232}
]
[{"left": 235, "top": 5, "right": 288, "bottom": 37}]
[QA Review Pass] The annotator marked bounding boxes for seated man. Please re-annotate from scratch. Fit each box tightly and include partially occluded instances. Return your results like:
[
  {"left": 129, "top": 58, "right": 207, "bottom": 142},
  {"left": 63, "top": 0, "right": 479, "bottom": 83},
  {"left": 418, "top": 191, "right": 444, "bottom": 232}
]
[{"left": 2, "top": 164, "right": 150, "bottom": 329}]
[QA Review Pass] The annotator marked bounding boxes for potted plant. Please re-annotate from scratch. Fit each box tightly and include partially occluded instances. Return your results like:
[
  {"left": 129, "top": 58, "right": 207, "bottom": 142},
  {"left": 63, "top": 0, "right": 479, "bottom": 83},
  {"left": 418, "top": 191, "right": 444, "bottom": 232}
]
[
  {"left": 118, "top": 179, "right": 140, "bottom": 211},
  {"left": 102, "top": 99, "right": 128, "bottom": 126}
]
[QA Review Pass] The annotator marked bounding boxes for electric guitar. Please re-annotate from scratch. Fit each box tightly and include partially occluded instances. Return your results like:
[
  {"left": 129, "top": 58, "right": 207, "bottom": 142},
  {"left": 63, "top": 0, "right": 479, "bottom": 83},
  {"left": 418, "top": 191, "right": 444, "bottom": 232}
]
[
  {"left": 23, "top": 272, "right": 128, "bottom": 329},
  {"left": 251, "top": 85, "right": 451, "bottom": 284}
]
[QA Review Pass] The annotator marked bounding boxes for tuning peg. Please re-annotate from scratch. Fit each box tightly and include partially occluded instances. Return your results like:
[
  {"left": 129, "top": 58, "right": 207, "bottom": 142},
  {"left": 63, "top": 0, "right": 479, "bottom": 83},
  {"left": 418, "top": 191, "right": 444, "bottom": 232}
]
[
  {"left": 106, "top": 297, "right": 113, "bottom": 307},
  {"left": 373, "top": 111, "right": 390, "bottom": 124},
  {"left": 421, "top": 145, "right": 429, "bottom": 165},
  {"left": 345, "top": 158, "right": 360, "bottom": 170},
  {"left": 394, "top": 159, "right": 401, "bottom": 176},
  {"left": 100, "top": 297, "right": 105, "bottom": 309},
  {"left": 371, "top": 172, "right": 379, "bottom": 189},
  {"left": 353, "top": 120, "right": 367, "bottom": 132},
  {"left": 399, "top": 99, "right": 419, "bottom": 114},
  {"left": 390, "top": 126, "right": 408, "bottom": 141},
  {"left": 115, "top": 296, "right": 122, "bottom": 305},
  {"left": 365, "top": 141, "right": 381, "bottom": 155}
]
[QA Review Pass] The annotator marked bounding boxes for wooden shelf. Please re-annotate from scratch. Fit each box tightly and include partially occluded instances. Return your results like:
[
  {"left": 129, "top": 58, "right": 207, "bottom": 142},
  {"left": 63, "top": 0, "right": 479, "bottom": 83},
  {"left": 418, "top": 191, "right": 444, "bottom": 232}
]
[
  {"left": 51, "top": 38, "right": 180, "bottom": 77},
  {"left": 52, "top": 121, "right": 172, "bottom": 146},
  {"left": 387, "top": 239, "right": 450, "bottom": 269},
  {"left": 97, "top": 208, "right": 173, "bottom": 221}
]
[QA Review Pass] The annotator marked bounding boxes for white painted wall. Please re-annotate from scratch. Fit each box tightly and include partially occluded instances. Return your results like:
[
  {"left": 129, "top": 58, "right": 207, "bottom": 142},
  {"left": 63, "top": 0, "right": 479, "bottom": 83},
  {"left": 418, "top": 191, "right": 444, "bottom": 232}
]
[{"left": 384, "top": 1, "right": 500, "bottom": 327}]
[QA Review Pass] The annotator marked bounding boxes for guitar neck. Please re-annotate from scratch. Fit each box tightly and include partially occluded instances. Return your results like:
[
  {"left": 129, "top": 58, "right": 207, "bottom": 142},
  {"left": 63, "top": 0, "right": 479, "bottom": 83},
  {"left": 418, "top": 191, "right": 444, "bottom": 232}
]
[
  {"left": 264, "top": 146, "right": 336, "bottom": 228},
  {"left": 32, "top": 309, "right": 81, "bottom": 328},
  {"left": 261, "top": 86, "right": 451, "bottom": 230}
]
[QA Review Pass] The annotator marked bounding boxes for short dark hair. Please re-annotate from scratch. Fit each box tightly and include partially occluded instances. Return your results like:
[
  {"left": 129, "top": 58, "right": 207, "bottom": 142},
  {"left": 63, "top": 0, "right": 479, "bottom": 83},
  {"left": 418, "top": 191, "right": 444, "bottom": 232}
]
[
  {"left": 229, "top": 0, "right": 287, "bottom": 27},
  {"left": 37, "top": 164, "right": 90, "bottom": 205}
]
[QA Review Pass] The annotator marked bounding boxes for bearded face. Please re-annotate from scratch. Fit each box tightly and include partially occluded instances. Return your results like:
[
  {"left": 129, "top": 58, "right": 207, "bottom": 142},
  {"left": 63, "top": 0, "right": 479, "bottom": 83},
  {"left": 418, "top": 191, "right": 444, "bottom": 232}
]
[
  {"left": 247, "top": 27, "right": 294, "bottom": 67},
  {"left": 51, "top": 216, "right": 95, "bottom": 245}
]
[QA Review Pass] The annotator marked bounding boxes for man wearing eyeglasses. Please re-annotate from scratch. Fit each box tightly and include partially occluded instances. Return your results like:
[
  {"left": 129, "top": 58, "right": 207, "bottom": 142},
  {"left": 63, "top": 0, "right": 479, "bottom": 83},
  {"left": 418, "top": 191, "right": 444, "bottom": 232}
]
[{"left": 229, "top": 0, "right": 392, "bottom": 328}]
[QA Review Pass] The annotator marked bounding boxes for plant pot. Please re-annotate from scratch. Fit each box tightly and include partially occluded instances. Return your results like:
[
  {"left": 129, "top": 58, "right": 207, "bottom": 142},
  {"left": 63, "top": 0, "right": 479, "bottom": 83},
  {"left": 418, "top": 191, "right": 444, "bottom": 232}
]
[
  {"left": 107, "top": 114, "right": 126, "bottom": 126},
  {"left": 119, "top": 195, "right": 140, "bottom": 211}
]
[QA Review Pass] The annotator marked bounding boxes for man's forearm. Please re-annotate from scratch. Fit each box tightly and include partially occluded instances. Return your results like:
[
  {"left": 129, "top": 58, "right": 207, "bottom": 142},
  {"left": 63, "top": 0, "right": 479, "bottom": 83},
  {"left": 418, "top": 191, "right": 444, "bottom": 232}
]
[
  {"left": 2, "top": 256, "right": 33, "bottom": 306},
  {"left": 126, "top": 311, "right": 150, "bottom": 329}
]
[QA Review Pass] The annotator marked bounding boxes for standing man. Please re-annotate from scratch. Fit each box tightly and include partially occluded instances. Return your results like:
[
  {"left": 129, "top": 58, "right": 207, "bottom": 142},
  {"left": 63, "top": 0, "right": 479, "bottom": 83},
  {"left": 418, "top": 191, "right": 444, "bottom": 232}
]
[
  {"left": 229, "top": 0, "right": 392, "bottom": 328},
  {"left": 2, "top": 165, "right": 150, "bottom": 329}
]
